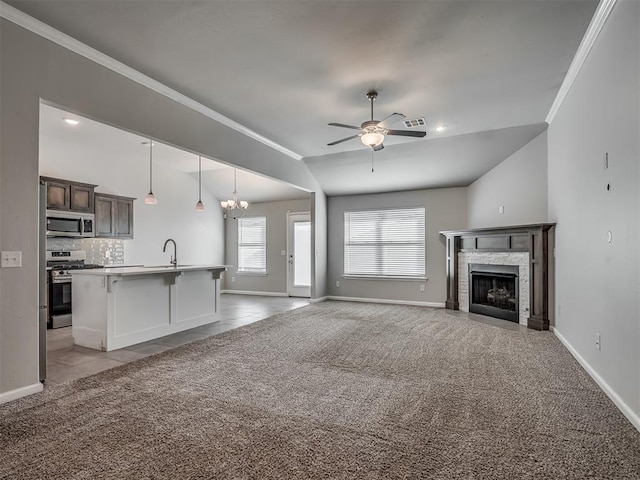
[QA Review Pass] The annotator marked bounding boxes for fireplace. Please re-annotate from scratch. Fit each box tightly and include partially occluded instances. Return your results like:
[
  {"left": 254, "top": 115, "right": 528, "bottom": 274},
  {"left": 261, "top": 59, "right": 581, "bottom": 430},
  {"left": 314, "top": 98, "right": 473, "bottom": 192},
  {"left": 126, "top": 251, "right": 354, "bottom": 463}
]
[
  {"left": 469, "top": 264, "right": 519, "bottom": 323},
  {"left": 440, "top": 224, "right": 554, "bottom": 330}
]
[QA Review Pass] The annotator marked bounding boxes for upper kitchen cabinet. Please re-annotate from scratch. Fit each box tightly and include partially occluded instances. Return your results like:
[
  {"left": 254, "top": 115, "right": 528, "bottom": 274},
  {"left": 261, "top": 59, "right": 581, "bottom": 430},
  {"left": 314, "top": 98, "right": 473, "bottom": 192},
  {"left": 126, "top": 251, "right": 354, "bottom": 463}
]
[
  {"left": 41, "top": 176, "right": 96, "bottom": 213},
  {"left": 95, "top": 193, "right": 135, "bottom": 239}
]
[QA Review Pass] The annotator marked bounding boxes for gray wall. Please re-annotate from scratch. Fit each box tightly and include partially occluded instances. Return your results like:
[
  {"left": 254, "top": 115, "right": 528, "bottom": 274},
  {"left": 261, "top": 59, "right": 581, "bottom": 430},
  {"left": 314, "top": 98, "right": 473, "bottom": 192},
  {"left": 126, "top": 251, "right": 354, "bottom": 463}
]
[
  {"left": 223, "top": 198, "right": 311, "bottom": 294},
  {"left": 327, "top": 188, "right": 468, "bottom": 304},
  {"left": 468, "top": 131, "right": 548, "bottom": 228},
  {"left": 548, "top": 1, "right": 639, "bottom": 421},
  {"left": 0, "top": 19, "right": 327, "bottom": 398}
]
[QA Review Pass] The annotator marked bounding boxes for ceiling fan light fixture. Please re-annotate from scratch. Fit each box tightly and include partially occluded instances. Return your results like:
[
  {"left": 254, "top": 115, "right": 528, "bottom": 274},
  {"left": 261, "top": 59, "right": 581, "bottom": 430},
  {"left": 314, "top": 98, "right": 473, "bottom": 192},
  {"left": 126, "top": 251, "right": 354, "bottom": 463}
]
[{"left": 361, "top": 131, "right": 384, "bottom": 148}]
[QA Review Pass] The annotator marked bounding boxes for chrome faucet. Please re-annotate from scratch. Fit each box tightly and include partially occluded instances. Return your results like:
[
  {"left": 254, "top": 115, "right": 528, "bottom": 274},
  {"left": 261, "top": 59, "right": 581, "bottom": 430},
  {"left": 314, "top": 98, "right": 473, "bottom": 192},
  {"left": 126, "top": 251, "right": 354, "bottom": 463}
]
[{"left": 162, "top": 238, "right": 178, "bottom": 267}]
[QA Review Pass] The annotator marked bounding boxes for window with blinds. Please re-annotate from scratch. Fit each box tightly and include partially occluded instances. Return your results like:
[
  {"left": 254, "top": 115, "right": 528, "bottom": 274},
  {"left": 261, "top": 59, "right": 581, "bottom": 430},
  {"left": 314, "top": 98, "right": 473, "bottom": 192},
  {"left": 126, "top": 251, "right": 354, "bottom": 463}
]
[
  {"left": 238, "top": 216, "right": 267, "bottom": 274},
  {"left": 344, "top": 207, "right": 425, "bottom": 278}
]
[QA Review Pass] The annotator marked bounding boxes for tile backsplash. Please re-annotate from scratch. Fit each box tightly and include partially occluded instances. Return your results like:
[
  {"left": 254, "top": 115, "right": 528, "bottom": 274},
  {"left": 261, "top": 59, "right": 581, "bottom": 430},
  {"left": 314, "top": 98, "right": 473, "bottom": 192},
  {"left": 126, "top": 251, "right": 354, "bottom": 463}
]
[{"left": 46, "top": 237, "right": 125, "bottom": 265}]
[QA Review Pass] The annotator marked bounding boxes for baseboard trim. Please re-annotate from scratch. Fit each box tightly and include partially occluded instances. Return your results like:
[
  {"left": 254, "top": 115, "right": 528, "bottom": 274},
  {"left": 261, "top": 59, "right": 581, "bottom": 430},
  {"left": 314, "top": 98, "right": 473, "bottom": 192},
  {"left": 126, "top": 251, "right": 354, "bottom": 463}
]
[
  {"left": 551, "top": 326, "right": 640, "bottom": 433},
  {"left": 309, "top": 296, "right": 328, "bottom": 304},
  {"left": 327, "top": 296, "right": 445, "bottom": 308},
  {"left": 221, "top": 290, "right": 288, "bottom": 297},
  {"left": 0, "top": 382, "right": 43, "bottom": 405}
]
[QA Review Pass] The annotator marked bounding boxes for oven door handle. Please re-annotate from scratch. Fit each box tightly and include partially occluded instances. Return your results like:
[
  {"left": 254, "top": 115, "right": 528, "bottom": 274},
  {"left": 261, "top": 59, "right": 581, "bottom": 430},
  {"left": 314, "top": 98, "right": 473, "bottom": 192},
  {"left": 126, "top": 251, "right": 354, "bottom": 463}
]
[{"left": 51, "top": 277, "right": 72, "bottom": 284}]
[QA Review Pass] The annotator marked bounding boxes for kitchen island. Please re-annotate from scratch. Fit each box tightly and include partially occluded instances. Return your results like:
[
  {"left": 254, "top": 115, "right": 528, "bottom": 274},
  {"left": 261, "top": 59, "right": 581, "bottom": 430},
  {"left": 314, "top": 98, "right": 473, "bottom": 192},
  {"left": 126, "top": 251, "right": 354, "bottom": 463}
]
[{"left": 71, "top": 265, "right": 227, "bottom": 351}]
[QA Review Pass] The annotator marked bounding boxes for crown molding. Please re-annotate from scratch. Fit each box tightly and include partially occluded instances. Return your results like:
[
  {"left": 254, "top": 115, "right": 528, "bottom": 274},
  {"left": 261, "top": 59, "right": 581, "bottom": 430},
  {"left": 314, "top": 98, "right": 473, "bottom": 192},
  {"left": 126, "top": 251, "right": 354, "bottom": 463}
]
[
  {"left": 546, "top": 0, "right": 617, "bottom": 123},
  {"left": 0, "top": 1, "right": 303, "bottom": 161}
]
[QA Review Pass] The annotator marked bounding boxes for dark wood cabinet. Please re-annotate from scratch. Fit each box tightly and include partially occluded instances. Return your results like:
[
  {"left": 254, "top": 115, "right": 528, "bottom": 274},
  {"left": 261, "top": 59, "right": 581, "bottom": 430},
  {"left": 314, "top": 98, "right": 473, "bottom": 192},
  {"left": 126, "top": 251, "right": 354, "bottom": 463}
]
[
  {"left": 41, "top": 176, "right": 96, "bottom": 213},
  {"left": 94, "top": 193, "right": 135, "bottom": 239}
]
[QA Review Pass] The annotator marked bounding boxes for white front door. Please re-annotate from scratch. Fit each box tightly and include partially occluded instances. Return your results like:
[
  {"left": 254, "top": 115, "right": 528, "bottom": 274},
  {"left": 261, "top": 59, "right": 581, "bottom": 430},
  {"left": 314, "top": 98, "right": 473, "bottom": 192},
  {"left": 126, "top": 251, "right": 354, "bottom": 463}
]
[{"left": 287, "top": 212, "right": 311, "bottom": 298}]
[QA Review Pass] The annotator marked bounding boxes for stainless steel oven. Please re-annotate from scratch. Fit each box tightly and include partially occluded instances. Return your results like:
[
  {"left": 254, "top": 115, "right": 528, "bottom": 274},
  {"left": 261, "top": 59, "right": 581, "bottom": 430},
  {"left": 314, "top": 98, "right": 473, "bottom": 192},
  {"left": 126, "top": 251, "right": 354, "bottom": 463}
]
[
  {"left": 46, "top": 251, "right": 103, "bottom": 329},
  {"left": 49, "top": 269, "right": 73, "bottom": 328}
]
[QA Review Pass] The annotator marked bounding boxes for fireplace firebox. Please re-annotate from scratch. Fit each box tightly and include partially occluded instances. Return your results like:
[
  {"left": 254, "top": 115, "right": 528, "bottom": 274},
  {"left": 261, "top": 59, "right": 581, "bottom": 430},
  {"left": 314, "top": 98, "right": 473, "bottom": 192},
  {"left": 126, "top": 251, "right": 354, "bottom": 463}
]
[{"left": 469, "top": 264, "right": 519, "bottom": 323}]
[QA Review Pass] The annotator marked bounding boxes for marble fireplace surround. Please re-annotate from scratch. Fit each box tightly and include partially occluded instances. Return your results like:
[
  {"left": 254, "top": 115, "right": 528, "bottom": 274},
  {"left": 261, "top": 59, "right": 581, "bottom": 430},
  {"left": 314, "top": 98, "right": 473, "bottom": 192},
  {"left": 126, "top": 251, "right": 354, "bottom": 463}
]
[
  {"left": 458, "top": 252, "right": 530, "bottom": 326},
  {"left": 440, "top": 224, "right": 555, "bottom": 331}
]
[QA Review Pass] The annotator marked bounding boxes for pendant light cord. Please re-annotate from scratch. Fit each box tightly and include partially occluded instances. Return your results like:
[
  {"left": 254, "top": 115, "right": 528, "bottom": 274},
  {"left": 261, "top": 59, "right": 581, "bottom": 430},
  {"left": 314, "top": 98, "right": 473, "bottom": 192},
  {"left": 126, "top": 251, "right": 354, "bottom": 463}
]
[
  {"left": 198, "top": 156, "right": 202, "bottom": 201},
  {"left": 149, "top": 140, "right": 153, "bottom": 192}
]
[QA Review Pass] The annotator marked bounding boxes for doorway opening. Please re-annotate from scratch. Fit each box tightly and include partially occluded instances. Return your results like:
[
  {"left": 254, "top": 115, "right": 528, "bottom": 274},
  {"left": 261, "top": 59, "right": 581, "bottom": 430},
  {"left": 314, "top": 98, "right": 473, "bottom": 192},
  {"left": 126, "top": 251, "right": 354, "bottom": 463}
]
[{"left": 287, "top": 212, "right": 311, "bottom": 298}]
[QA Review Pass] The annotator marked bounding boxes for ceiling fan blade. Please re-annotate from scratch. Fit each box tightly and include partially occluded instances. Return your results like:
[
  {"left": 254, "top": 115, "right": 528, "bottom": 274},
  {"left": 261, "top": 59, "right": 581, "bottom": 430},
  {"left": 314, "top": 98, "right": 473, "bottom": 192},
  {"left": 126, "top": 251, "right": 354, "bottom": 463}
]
[
  {"left": 378, "top": 113, "right": 405, "bottom": 128},
  {"left": 385, "top": 129, "right": 427, "bottom": 138},
  {"left": 327, "top": 134, "right": 361, "bottom": 146},
  {"left": 373, "top": 143, "right": 384, "bottom": 152},
  {"left": 328, "top": 122, "right": 362, "bottom": 130}
]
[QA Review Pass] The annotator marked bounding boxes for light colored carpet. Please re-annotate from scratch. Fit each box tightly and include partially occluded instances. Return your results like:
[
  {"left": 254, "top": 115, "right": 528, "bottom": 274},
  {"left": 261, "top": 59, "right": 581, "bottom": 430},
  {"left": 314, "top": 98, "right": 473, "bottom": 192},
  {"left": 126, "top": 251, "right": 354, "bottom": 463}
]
[{"left": 1, "top": 301, "right": 639, "bottom": 479}]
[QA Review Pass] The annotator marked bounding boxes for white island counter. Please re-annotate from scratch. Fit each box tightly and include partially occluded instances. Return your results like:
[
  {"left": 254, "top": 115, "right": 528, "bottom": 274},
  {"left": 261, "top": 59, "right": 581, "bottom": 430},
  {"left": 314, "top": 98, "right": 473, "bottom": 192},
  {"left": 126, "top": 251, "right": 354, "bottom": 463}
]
[{"left": 71, "top": 265, "right": 227, "bottom": 351}]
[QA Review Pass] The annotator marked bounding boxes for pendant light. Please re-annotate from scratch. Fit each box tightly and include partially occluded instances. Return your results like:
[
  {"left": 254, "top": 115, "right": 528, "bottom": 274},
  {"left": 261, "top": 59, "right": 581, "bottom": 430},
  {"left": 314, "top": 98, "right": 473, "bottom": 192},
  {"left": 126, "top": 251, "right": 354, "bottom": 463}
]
[
  {"left": 144, "top": 140, "right": 157, "bottom": 204},
  {"left": 220, "top": 168, "right": 249, "bottom": 219},
  {"left": 195, "top": 155, "right": 204, "bottom": 211}
]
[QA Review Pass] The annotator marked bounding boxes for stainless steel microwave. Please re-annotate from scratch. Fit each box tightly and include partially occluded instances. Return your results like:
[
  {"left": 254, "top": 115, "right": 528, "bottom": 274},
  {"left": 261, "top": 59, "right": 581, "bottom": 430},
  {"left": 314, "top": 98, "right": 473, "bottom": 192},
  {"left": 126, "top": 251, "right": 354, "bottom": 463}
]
[{"left": 46, "top": 210, "right": 95, "bottom": 237}]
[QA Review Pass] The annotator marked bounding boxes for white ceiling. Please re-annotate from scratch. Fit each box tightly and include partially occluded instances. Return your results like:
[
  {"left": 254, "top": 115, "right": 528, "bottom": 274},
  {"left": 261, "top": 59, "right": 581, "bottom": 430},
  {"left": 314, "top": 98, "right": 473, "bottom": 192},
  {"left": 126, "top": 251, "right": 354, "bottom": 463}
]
[
  {"left": 39, "top": 103, "right": 310, "bottom": 203},
  {"left": 14, "top": 1, "right": 599, "bottom": 195}
]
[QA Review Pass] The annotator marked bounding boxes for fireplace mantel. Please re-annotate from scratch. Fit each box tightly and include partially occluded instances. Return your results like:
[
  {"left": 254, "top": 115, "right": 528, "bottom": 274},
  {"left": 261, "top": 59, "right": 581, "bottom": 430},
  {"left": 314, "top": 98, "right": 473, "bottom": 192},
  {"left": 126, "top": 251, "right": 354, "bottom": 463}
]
[{"left": 440, "top": 224, "right": 555, "bottom": 331}]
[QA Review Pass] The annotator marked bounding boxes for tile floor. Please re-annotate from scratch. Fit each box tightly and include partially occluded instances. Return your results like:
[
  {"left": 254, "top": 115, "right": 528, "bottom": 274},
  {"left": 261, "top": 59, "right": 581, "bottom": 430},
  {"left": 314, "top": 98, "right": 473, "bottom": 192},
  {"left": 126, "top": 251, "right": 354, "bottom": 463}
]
[{"left": 45, "top": 294, "right": 309, "bottom": 386}]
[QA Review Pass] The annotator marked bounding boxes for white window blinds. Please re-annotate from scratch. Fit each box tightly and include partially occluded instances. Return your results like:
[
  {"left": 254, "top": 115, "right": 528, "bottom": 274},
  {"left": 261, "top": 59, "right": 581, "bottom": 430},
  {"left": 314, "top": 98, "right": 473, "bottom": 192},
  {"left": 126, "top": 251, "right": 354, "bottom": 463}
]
[
  {"left": 344, "top": 207, "right": 425, "bottom": 278},
  {"left": 238, "top": 216, "right": 267, "bottom": 273}
]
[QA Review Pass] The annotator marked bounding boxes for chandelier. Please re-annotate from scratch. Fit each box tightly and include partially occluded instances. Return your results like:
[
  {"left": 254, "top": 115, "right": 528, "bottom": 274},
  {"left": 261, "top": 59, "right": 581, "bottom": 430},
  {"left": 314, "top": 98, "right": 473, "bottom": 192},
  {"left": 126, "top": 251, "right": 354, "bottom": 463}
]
[{"left": 220, "top": 168, "right": 248, "bottom": 219}]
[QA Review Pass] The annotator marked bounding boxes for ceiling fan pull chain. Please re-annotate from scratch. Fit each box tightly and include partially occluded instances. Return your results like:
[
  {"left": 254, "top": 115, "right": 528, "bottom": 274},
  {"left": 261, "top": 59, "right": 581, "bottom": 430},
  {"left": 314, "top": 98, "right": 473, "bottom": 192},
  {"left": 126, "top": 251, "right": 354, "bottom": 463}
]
[{"left": 371, "top": 149, "right": 374, "bottom": 173}]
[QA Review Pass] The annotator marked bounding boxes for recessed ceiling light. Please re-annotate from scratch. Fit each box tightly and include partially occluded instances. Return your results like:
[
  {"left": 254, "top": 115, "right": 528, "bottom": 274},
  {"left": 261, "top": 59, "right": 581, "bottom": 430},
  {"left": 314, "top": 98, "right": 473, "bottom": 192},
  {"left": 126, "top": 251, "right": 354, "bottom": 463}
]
[
  {"left": 435, "top": 125, "right": 447, "bottom": 132},
  {"left": 63, "top": 118, "right": 79, "bottom": 125}
]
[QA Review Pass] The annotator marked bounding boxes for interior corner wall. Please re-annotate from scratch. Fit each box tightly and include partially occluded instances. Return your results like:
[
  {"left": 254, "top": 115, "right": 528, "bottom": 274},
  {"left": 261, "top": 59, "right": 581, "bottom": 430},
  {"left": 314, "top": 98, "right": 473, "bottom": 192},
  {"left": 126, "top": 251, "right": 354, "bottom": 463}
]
[
  {"left": 547, "top": 0, "right": 639, "bottom": 424},
  {"left": 326, "top": 187, "right": 467, "bottom": 304},
  {"left": 311, "top": 191, "right": 327, "bottom": 299},
  {"left": 0, "top": 18, "right": 326, "bottom": 399},
  {"left": 467, "top": 130, "right": 548, "bottom": 228},
  {"left": 223, "top": 198, "right": 311, "bottom": 294}
]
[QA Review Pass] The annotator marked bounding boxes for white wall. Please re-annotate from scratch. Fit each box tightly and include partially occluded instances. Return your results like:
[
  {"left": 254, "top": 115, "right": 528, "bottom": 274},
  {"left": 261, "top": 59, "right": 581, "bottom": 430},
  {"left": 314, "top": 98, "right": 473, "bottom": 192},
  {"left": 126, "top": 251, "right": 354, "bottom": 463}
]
[
  {"left": 40, "top": 135, "right": 224, "bottom": 266},
  {"left": 223, "top": 198, "right": 310, "bottom": 294},
  {"left": 0, "top": 18, "right": 326, "bottom": 400},
  {"left": 327, "top": 187, "right": 468, "bottom": 304},
  {"left": 548, "top": 1, "right": 639, "bottom": 425},
  {"left": 468, "top": 131, "right": 548, "bottom": 228}
]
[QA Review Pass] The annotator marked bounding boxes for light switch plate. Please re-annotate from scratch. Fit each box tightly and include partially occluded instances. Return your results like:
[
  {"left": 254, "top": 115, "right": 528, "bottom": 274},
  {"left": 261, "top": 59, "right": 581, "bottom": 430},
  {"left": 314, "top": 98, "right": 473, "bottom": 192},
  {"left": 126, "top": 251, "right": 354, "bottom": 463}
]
[
  {"left": 281, "top": 250, "right": 286, "bottom": 256},
  {"left": 1, "top": 251, "right": 22, "bottom": 268},
  {"left": 498, "top": 206, "right": 505, "bottom": 215}
]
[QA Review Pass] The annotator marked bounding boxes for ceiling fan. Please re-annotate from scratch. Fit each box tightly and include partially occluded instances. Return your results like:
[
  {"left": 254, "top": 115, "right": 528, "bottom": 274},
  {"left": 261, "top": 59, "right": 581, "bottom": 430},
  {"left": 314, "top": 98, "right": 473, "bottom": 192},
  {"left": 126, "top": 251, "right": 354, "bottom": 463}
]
[{"left": 327, "top": 91, "right": 427, "bottom": 151}]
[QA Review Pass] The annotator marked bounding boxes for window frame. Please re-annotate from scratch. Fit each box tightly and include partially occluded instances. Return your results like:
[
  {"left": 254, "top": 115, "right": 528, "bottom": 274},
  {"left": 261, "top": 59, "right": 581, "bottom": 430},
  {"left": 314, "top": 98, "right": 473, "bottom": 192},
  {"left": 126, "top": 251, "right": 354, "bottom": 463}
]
[
  {"left": 343, "top": 206, "right": 426, "bottom": 280},
  {"left": 237, "top": 215, "right": 267, "bottom": 275}
]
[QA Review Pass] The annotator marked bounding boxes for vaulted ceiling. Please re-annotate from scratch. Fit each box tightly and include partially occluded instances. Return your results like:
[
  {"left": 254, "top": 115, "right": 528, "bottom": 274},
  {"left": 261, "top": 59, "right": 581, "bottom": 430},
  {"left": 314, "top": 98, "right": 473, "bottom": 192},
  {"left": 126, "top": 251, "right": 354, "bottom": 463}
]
[{"left": 8, "top": 0, "right": 599, "bottom": 196}]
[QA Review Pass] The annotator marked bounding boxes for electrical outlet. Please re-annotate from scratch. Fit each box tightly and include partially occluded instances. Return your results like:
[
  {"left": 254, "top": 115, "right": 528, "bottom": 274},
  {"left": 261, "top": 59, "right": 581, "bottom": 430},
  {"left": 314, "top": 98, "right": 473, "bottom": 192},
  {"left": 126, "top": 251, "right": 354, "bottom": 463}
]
[
  {"left": 0, "top": 251, "right": 22, "bottom": 268},
  {"left": 498, "top": 206, "right": 504, "bottom": 215},
  {"left": 280, "top": 250, "right": 286, "bottom": 256},
  {"left": 231, "top": 276, "right": 235, "bottom": 282},
  {"left": 336, "top": 280, "right": 340, "bottom": 287},
  {"left": 595, "top": 333, "right": 601, "bottom": 350},
  {"left": 419, "top": 284, "right": 426, "bottom": 292}
]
